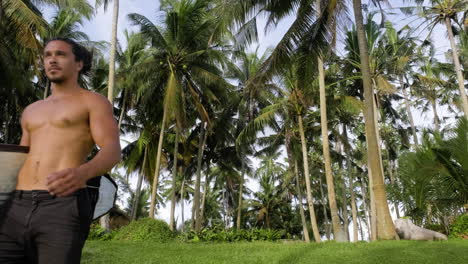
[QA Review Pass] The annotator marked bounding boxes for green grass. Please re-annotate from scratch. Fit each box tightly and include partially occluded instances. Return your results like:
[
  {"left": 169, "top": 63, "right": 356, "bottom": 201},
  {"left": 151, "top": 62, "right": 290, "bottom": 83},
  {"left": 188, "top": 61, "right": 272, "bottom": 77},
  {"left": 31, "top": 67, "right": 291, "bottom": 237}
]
[{"left": 82, "top": 240, "right": 468, "bottom": 264}]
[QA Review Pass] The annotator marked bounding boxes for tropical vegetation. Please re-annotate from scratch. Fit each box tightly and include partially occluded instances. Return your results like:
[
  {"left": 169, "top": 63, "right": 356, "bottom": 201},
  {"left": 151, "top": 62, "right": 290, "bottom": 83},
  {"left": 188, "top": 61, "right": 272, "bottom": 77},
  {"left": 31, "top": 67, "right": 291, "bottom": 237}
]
[{"left": 1, "top": 0, "right": 467, "bottom": 244}]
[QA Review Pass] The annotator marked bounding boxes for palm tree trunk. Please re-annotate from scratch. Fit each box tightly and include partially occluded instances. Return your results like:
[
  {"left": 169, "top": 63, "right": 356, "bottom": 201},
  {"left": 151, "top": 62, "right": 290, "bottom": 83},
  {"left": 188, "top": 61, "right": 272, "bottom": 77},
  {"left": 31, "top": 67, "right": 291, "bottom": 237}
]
[
  {"left": 400, "top": 76, "right": 418, "bottom": 145},
  {"left": 319, "top": 176, "right": 331, "bottom": 240},
  {"left": 343, "top": 123, "right": 358, "bottom": 242},
  {"left": 199, "top": 165, "right": 210, "bottom": 229},
  {"left": 352, "top": 0, "right": 396, "bottom": 240},
  {"left": 236, "top": 165, "right": 244, "bottom": 229},
  {"left": 43, "top": 80, "right": 50, "bottom": 99},
  {"left": 194, "top": 123, "right": 207, "bottom": 231},
  {"left": 118, "top": 89, "right": 127, "bottom": 130},
  {"left": 350, "top": 183, "right": 359, "bottom": 242},
  {"left": 387, "top": 159, "right": 400, "bottom": 219},
  {"left": 107, "top": 0, "right": 119, "bottom": 103},
  {"left": 149, "top": 109, "right": 167, "bottom": 218},
  {"left": 131, "top": 145, "right": 147, "bottom": 221},
  {"left": 318, "top": 57, "right": 347, "bottom": 242},
  {"left": 294, "top": 160, "right": 310, "bottom": 242},
  {"left": 169, "top": 127, "right": 179, "bottom": 231},
  {"left": 359, "top": 178, "right": 372, "bottom": 240},
  {"left": 298, "top": 114, "right": 321, "bottom": 242},
  {"left": 431, "top": 100, "right": 440, "bottom": 133},
  {"left": 445, "top": 17, "right": 468, "bottom": 116},
  {"left": 180, "top": 176, "right": 185, "bottom": 232}
]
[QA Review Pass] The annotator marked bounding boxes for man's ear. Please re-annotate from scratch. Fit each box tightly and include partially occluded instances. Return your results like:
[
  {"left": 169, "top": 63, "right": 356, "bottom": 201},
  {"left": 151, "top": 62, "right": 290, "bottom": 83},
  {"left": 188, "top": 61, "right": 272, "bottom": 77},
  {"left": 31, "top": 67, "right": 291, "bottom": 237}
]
[{"left": 77, "top": 61, "right": 83, "bottom": 73}]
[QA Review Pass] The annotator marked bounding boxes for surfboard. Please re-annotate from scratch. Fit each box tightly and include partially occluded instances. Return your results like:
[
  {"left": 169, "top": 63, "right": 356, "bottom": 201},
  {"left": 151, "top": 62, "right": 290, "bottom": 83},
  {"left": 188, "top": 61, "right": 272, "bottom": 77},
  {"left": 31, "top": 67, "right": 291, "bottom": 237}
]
[{"left": 0, "top": 144, "right": 29, "bottom": 207}]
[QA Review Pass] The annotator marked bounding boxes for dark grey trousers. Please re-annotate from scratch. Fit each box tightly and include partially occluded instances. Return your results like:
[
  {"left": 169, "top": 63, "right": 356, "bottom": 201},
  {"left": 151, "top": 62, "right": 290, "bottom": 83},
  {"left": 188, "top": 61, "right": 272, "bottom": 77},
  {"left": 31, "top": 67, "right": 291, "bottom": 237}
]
[{"left": 0, "top": 189, "right": 93, "bottom": 264}]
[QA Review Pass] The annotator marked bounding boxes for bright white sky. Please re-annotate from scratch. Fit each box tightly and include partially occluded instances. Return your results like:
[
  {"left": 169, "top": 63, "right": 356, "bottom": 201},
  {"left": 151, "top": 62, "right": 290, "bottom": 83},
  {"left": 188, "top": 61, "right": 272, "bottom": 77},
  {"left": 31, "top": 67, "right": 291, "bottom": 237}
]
[{"left": 40, "top": 0, "right": 459, "bottom": 236}]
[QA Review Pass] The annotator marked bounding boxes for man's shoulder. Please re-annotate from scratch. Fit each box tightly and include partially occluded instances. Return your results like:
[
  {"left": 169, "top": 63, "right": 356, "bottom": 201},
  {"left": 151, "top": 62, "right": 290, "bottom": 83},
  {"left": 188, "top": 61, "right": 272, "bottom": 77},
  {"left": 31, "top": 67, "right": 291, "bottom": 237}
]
[
  {"left": 22, "top": 100, "right": 46, "bottom": 115},
  {"left": 81, "top": 90, "right": 112, "bottom": 110}
]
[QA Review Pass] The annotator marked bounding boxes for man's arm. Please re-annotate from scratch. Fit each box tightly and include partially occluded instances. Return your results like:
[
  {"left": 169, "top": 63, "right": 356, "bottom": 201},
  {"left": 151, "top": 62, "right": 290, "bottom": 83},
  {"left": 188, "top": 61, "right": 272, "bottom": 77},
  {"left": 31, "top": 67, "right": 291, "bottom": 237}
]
[
  {"left": 47, "top": 93, "right": 121, "bottom": 196},
  {"left": 19, "top": 109, "right": 30, "bottom": 146}
]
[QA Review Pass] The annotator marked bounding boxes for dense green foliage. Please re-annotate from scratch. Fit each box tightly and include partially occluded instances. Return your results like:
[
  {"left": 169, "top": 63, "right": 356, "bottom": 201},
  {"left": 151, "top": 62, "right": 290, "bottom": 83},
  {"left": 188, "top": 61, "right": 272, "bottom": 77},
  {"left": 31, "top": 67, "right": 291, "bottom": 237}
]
[
  {"left": 82, "top": 240, "right": 468, "bottom": 264},
  {"left": 1, "top": 0, "right": 467, "bottom": 242},
  {"left": 113, "top": 218, "right": 175, "bottom": 242},
  {"left": 449, "top": 214, "right": 468, "bottom": 239},
  {"left": 178, "top": 228, "right": 284, "bottom": 242}
]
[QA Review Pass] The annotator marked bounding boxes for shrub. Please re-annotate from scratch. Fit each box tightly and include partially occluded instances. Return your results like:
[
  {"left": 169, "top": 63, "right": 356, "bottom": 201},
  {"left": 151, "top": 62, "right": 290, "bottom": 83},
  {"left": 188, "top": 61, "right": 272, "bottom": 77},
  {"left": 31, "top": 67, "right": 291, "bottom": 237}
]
[
  {"left": 87, "top": 224, "right": 116, "bottom": 241},
  {"left": 449, "top": 214, "right": 468, "bottom": 239},
  {"left": 424, "top": 224, "right": 447, "bottom": 235},
  {"left": 113, "top": 218, "right": 174, "bottom": 242},
  {"left": 178, "top": 228, "right": 283, "bottom": 242}
]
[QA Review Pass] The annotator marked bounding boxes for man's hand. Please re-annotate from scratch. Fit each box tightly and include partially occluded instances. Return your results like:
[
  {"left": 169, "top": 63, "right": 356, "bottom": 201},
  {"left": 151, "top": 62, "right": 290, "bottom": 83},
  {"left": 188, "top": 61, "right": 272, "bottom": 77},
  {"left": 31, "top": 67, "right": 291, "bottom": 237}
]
[{"left": 46, "top": 167, "right": 89, "bottom": 197}]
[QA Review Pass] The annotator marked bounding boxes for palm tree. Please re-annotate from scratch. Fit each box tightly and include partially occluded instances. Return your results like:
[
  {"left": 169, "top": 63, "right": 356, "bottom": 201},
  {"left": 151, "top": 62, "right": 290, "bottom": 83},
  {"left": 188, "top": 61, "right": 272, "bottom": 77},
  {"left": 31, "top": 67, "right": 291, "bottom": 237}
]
[
  {"left": 95, "top": 0, "right": 119, "bottom": 103},
  {"left": 129, "top": 0, "right": 232, "bottom": 218},
  {"left": 405, "top": 0, "right": 468, "bottom": 115},
  {"left": 352, "top": 0, "right": 396, "bottom": 240}
]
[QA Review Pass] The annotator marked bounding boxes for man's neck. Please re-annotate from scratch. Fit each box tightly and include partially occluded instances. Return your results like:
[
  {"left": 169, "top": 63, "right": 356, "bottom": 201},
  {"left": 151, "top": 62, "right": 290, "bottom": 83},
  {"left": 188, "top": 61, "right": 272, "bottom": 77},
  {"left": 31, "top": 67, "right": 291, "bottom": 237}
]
[{"left": 50, "top": 80, "right": 82, "bottom": 97}]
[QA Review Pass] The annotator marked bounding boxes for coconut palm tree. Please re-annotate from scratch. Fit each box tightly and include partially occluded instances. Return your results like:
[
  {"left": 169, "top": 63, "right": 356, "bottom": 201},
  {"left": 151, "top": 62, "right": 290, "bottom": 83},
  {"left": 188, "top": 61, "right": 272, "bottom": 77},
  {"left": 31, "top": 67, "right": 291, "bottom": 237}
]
[
  {"left": 404, "top": 0, "right": 468, "bottom": 115},
  {"left": 128, "top": 0, "right": 232, "bottom": 218},
  {"left": 352, "top": 0, "right": 396, "bottom": 240}
]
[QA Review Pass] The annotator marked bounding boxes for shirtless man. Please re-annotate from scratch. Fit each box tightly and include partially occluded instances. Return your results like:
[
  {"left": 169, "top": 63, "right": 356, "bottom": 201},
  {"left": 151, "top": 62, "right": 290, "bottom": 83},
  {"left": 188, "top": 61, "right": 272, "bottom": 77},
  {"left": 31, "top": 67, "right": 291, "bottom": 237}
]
[{"left": 0, "top": 38, "right": 121, "bottom": 263}]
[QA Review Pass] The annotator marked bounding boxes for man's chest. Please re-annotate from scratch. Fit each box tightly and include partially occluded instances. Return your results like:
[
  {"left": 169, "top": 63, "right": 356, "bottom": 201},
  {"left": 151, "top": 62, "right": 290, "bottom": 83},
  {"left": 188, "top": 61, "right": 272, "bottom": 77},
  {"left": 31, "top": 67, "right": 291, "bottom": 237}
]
[{"left": 25, "top": 98, "right": 89, "bottom": 131}]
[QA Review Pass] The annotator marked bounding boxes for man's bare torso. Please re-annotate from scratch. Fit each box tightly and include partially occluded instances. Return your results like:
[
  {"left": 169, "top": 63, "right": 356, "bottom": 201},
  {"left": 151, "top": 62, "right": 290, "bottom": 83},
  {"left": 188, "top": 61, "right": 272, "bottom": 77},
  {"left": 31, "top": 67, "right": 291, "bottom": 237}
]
[{"left": 17, "top": 90, "right": 95, "bottom": 190}]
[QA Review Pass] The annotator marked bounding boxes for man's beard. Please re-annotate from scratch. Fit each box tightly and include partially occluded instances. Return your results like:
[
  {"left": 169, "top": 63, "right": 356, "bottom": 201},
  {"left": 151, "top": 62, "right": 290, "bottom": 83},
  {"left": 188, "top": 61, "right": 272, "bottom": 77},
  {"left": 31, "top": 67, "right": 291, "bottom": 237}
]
[{"left": 47, "top": 75, "right": 65, "bottom": 84}]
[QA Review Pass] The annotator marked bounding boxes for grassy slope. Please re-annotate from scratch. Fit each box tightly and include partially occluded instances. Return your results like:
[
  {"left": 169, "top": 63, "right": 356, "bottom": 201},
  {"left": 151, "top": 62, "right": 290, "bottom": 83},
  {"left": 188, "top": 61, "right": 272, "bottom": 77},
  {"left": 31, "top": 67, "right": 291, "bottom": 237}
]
[{"left": 82, "top": 240, "right": 468, "bottom": 264}]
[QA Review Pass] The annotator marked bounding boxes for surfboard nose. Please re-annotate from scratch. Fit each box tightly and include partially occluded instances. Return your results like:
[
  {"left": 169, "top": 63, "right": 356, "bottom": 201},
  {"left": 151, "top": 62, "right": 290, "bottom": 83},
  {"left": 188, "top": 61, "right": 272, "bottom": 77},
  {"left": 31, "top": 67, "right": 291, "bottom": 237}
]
[{"left": 0, "top": 144, "right": 29, "bottom": 207}]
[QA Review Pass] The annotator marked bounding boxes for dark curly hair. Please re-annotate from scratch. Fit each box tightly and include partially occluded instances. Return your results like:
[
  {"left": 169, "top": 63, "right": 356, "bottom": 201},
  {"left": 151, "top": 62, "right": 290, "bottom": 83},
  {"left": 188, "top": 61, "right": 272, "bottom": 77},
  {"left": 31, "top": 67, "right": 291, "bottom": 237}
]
[{"left": 44, "top": 38, "right": 93, "bottom": 76}]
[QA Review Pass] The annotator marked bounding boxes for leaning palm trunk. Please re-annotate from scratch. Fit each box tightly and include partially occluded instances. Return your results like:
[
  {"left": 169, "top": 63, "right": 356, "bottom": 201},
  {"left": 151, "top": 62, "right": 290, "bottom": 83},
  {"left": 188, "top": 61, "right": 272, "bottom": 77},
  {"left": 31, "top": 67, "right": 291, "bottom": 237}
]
[
  {"left": 149, "top": 109, "right": 167, "bottom": 218},
  {"left": 131, "top": 145, "right": 147, "bottom": 221},
  {"left": 298, "top": 114, "right": 321, "bottom": 242},
  {"left": 445, "top": 17, "right": 468, "bottom": 116},
  {"left": 194, "top": 123, "right": 207, "bottom": 231},
  {"left": 318, "top": 57, "right": 347, "bottom": 241},
  {"left": 352, "top": 0, "right": 396, "bottom": 240},
  {"left": 399, "top": 76, "right": 418, "bottom": 145},
  {"left": 169, "top": 128, "right": 179, "bottom": 231},
  {"left": 107, "top": 0, "right": 119, "bottom": 102},
  {"left": 294, "top": 160, "right": 310, "bottom": 242},
  {"left": 317, "top": 0, "right": 346, "bottom": 243}
]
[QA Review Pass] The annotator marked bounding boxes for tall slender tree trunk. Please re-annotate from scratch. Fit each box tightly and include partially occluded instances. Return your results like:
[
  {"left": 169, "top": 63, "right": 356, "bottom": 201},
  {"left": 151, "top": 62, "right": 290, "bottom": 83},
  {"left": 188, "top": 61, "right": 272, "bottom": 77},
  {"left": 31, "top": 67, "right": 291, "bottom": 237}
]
[
  {"left": 285, "top": 133, "right": 310, "bottom": 242},
  {"left": 298, "top": 114, "right": 321, "bottom": 242},
  {"left": 317, "top": 0, "right": 346, "bottom": 242},
  {"left": 431, "top": 100, "right": 440, "bottom": 132},
  {"left": 180, "top": 175, "right": 185, "bottom": 232},
  {"left": 107, "top": 0, "right": 119, "bottom": 103},
  {"left": 131, "top": 145, "right": 147, "bottom": 221},
  {"left": 445, "top": 17, "right": 468, "bottom": 116},
  {"left": 294, "top": 160, "right": 310, "bottom": 242},
  {"left": 343, "top": 124, "right": 358, "bottom": 242},
  {"left": 318, "top": 57, "right": 347, "bottom": 241},
  {"left": 194, "top": 123, "right": 207, "bottom": 231},
  {"left": 169, "top": 128, "right": 179, "bottom": 231},
  {"left": 359, "top": 178, "right": 372, "bottom": 240},
  {"left": 319, "top": 174, "right": 331, "bottom": 240},
  {"left": 43, "top": 80, "right": 50, "bottom": 99},
  {"left": 352, "top": 0, "right": 396, "bottom": 240},
  {"left": 118, "top": 89, "right": 127, "bottom": 130},
  {"left": 149, "top": 109, "right": 167, "bottom": 218},
  {"left": 400, "top": 76, "right": 418, "bottom": 146},
  {"left": 199, "top": 165, "right": 210, "bottom": 229},
  {"left": 236, "top": 165, "right": 245, "bottom": 229},
  {"left": 387, "top": 159, "right": 400, "bottom": 219}
]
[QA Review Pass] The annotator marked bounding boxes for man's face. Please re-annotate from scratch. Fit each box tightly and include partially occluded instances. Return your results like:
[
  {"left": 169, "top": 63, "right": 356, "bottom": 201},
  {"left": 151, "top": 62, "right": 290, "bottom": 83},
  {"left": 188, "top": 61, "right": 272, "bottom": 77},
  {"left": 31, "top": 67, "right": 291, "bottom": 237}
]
[{"left": 43, "top": 40, "right": 83, "bottom": 83}]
